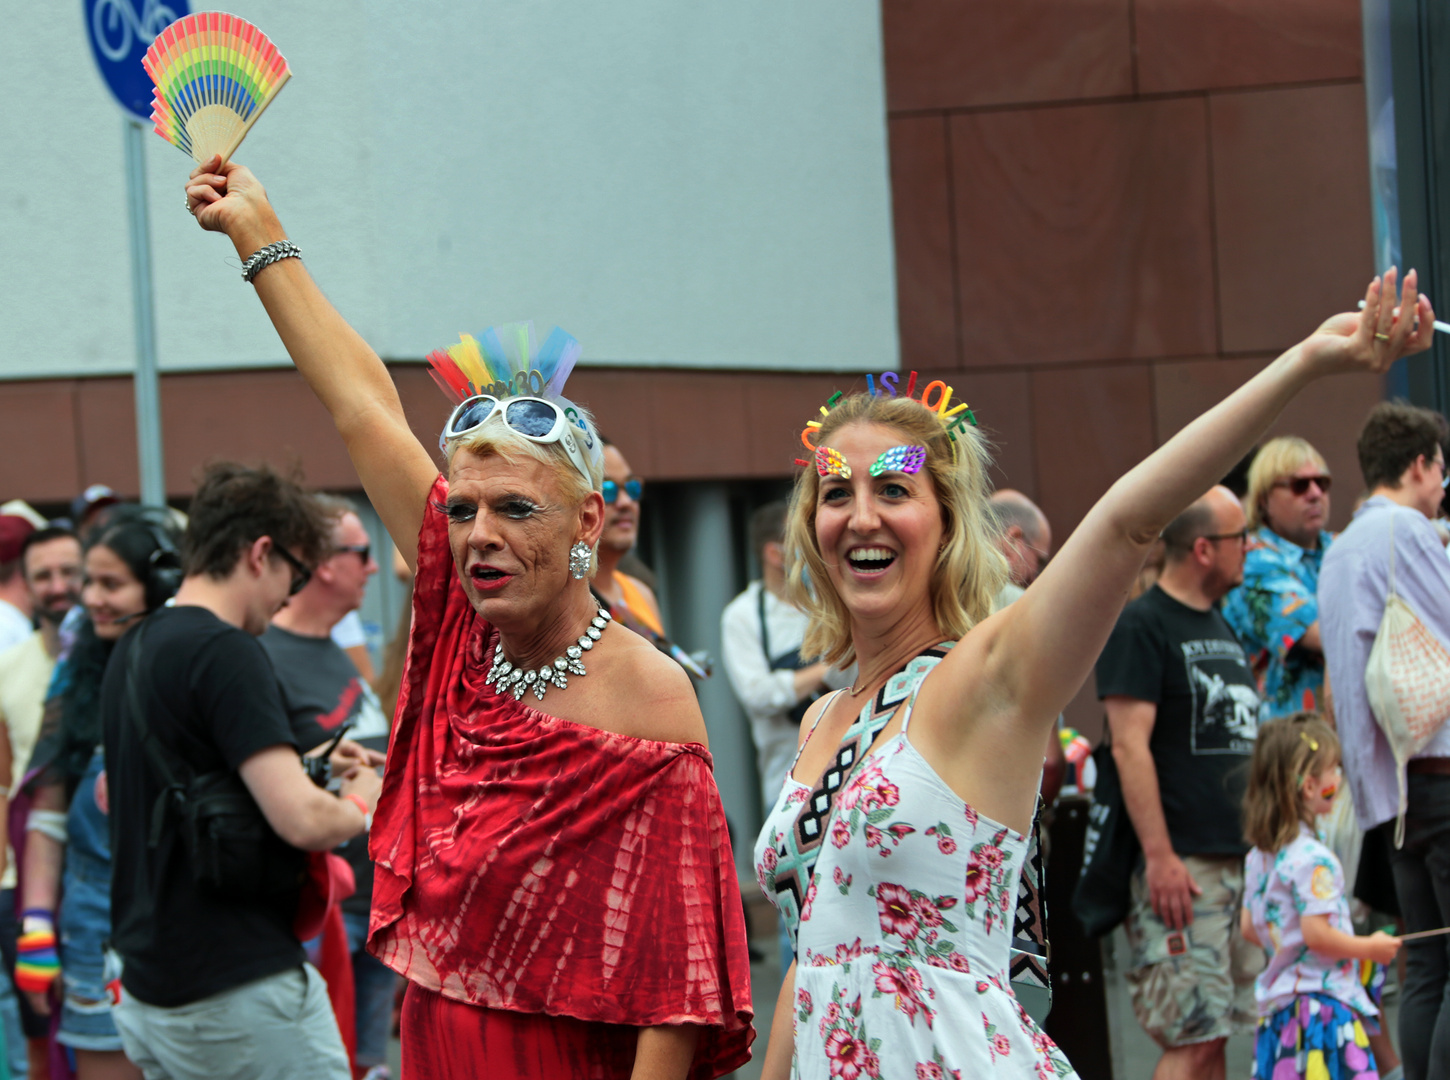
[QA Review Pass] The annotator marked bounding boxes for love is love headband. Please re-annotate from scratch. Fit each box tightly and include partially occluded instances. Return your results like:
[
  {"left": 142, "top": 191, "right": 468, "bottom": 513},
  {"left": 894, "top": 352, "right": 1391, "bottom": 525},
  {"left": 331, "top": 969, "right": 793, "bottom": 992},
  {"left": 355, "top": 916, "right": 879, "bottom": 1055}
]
[{"left": 794, "top": 371, "right": 977, "bottom": 469}]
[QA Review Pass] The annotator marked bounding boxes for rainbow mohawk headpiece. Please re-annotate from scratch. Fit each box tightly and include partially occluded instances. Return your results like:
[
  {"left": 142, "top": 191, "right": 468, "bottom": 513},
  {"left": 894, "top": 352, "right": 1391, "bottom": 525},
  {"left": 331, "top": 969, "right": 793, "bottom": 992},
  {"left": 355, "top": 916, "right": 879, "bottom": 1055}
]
[
  {"left": 426, "top": 322, "right": 583, "bottom": 405},
  {"left": 143, "top": 13, "right": 291, "bottom": 164}
]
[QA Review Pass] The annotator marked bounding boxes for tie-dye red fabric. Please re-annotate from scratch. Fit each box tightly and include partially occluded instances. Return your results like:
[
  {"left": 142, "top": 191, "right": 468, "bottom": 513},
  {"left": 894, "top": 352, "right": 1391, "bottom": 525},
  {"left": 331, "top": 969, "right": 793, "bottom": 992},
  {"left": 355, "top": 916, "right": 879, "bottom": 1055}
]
[{"left": 368, "top": 477, "right": 753, "bottom": 1078}]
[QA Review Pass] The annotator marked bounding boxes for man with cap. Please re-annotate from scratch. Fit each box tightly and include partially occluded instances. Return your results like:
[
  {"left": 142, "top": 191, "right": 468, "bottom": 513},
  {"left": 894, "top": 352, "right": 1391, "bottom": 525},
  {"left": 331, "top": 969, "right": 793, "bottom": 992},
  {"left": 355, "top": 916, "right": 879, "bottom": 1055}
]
[{"left": 0, "top": 504, "right": 44, "bottom": 653}]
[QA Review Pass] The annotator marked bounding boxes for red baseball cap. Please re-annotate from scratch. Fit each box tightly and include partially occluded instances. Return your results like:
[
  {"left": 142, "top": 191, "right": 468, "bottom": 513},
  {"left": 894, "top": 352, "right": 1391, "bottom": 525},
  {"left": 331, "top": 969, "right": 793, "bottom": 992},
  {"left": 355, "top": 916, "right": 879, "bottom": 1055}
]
[{"left": 0, "top": 516, "right": 37, "bottom": 564}]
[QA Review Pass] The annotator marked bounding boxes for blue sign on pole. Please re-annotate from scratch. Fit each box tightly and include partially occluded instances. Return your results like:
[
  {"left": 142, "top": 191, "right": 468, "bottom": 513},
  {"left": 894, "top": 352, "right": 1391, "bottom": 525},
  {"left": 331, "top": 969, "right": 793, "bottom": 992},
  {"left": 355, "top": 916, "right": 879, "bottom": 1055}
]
[{"left": 83, "top": 0, "right": 190, "bottom": 122}]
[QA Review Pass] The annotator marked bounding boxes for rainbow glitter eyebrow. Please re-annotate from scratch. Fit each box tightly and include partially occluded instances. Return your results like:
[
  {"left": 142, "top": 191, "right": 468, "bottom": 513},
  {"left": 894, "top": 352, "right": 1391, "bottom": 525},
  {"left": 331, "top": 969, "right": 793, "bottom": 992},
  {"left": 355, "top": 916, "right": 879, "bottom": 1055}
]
[
  {"left": 815, "top": 446, "right": 851, "bottom": 478},
  {"left": 869, "top": 445, "right": 927, "bottom": 477}
]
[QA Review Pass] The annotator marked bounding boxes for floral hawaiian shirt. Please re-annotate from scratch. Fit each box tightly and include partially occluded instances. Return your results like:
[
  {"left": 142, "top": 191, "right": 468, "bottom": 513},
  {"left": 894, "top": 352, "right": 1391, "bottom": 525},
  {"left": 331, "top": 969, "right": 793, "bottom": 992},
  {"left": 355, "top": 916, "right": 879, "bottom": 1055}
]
[{"left": 1222, "top": 526, "right": 1333, "bottom": 720}]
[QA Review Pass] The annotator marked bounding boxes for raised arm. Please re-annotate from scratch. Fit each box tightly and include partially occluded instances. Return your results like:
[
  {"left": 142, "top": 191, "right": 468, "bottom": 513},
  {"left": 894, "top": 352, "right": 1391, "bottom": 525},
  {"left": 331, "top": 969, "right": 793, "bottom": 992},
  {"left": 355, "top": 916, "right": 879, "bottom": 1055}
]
[
  {"left": 974, "top": 272, "right": 1432, "bottom": 734},
  {"left": 184, "top": 156, "right": 437, "bottom": 569}
]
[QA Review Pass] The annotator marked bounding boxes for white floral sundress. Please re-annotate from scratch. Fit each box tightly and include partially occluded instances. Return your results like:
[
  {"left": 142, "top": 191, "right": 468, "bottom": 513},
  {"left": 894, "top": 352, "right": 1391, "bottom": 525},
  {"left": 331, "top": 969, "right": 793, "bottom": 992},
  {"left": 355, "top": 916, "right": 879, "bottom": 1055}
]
[{"left": 755, "top": 663, "right": 1077, "bottom": 1079}]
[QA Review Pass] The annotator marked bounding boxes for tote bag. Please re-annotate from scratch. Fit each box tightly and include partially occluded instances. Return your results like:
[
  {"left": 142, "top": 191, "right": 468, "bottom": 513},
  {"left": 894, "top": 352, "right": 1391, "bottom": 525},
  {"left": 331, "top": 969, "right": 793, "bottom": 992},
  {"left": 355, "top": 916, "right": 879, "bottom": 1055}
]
[
  {"left": 1363, "top": 513, "right": 1450, "bottom": 846},
  {"left": 1072, "top": 737, "right": 1140, "bottom": 937}
]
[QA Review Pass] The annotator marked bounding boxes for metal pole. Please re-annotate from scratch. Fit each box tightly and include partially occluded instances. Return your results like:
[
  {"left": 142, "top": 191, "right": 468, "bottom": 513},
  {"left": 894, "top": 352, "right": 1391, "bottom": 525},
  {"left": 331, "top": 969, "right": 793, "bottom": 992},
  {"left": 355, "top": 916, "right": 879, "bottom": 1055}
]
[{"left": 123, "top": 118, "right": 166, "bottom": 507}]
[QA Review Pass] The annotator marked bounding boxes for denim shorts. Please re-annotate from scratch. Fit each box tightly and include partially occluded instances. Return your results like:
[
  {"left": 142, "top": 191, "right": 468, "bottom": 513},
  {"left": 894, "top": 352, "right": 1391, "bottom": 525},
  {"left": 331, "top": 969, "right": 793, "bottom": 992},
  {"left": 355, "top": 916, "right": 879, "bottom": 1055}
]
[{"left": 56, "top": 847, "right": 122, "bottom": 1051}]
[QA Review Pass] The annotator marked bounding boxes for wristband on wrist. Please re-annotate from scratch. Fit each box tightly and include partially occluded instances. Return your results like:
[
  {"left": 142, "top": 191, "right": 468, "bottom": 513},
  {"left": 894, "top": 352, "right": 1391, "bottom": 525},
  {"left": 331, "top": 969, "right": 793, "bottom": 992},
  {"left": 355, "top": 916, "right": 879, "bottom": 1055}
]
[
  {"left": 16, "top": 912, "right": 58, "bottom": 993},
  {"left": 344, "top": 793, "right": 372, "bottom": 832}
]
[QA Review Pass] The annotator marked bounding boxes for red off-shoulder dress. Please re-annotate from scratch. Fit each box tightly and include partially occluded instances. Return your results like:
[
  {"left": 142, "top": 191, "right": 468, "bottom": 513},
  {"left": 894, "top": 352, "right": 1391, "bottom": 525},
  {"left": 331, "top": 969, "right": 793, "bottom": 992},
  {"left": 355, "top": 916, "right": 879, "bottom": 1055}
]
[{"left": 368, "top": 478, "right": 754, "bottom": 1078}]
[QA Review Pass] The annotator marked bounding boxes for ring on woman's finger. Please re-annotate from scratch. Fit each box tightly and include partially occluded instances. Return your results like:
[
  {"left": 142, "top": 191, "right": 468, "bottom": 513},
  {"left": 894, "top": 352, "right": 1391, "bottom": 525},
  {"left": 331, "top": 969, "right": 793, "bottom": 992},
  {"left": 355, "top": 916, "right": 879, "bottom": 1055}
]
[{"left": 1375, "top": 332, "right": 1391, "bottom": 341}]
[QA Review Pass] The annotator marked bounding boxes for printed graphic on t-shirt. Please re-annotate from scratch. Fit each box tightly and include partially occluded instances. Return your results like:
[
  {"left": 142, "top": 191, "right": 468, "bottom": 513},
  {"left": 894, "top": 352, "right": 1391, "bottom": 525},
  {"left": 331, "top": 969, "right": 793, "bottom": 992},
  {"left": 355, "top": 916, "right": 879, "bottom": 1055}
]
[{"left": 1182, "top": 638, "right": 1259, "bottom": 754}]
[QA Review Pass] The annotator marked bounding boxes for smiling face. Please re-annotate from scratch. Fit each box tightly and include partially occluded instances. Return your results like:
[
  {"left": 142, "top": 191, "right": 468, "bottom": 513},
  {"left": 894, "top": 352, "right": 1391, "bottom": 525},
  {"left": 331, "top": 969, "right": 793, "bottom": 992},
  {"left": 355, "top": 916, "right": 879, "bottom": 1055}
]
[
  {"left": 444, "top": 447, "right": 602, "bottom": 629},
  {"left": 813, "top": 421, "right": 944, "bottom": 630},
  {"left": 82, "top": 544, "right": 147, "bottom": 640}
]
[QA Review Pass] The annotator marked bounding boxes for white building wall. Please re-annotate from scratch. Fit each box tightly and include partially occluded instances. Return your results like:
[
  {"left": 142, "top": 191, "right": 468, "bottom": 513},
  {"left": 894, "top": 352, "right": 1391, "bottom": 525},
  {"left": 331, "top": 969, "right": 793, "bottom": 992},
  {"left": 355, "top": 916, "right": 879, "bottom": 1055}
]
[{"left": 1, "top": 1, "right": 898, "bottom": 378}]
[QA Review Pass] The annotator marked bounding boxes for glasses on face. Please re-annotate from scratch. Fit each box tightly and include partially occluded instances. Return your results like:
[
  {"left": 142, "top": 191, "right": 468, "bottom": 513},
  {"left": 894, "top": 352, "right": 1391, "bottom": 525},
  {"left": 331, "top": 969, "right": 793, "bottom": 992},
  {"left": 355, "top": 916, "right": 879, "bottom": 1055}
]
[
  {"left": 602, "top": 478, "right": 643, "bottom": 505},
  {"left": 1202, "top": 529, "right": 1249, "bottom": 545},
  {"left": 1432, "top": 456, "right": 1450, "bottom": 489},
  {"left": 333, "top": 543, "right": 371, "bottom": 564},
  {"left": 268, "top": 540, "right": 313, "bottom": 596},
  {"left": 1276, "top": 475, "right": 1332, "bottom": 497}
]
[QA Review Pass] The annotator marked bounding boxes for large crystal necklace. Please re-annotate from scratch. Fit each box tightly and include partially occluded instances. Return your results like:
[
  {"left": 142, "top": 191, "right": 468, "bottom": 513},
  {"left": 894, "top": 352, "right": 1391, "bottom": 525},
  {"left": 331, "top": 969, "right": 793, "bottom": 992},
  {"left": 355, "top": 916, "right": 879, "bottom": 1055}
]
[{"left": 484, "top": 606, "right": 613, "bottom": 702}]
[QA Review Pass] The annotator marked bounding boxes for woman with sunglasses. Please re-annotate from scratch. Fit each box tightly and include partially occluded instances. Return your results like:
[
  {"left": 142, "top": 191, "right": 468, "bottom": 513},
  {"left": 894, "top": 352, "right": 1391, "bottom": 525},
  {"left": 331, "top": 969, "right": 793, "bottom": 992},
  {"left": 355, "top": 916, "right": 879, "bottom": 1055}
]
[
  {"left": 749, "top": 273, "right": 1432, "bottom": 1078},
  {"left": 16, "top": 509, "right": 183, "bottom": 1080},
  {"left": 183, "top": 158, "right": 752, "bottom": 1080}
]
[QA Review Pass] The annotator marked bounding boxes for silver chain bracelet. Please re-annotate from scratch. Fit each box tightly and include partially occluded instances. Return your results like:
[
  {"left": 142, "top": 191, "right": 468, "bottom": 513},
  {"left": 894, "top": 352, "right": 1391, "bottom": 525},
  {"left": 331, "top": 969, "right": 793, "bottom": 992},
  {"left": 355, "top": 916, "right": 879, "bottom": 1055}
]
[{"left": 241, "top": 240, "right": 301, "bottom": 284}]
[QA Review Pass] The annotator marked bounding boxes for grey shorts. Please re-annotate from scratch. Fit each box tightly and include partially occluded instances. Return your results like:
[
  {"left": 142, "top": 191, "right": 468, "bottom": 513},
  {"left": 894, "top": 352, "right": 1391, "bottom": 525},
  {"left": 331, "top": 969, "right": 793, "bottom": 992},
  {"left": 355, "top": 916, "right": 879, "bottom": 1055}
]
[{"left": 112, "top": 965, "right": 349, "bottom": 1080}]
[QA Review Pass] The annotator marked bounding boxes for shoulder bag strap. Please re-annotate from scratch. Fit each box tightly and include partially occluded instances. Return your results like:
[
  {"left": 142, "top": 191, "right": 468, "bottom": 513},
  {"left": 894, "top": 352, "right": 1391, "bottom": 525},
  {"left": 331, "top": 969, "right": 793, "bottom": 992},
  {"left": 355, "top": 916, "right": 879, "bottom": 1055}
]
[
  {"left": 756, "top": 583, "right": 773, "bottom": 661},
  {"left": 1388, "top": 512, "right": 1399, "bottom": 598},
  {"left": 123, "top": 618, "right": 191, "bottom": 849}
]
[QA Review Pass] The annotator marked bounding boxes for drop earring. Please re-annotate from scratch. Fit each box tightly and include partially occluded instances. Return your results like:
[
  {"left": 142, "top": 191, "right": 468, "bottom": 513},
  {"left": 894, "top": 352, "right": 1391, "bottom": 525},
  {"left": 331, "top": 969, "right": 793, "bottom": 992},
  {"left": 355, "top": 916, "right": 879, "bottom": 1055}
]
[{"left": 569, "top": 542, "right": 592, "bottom": 580}]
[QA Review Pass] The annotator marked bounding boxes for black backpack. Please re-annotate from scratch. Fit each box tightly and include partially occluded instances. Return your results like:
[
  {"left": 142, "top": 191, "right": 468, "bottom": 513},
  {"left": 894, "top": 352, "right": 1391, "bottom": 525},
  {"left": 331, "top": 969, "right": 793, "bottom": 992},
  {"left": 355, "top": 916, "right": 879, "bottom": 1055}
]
[{"left": 124, "top": 617, "right": 305, "bottom": 898}]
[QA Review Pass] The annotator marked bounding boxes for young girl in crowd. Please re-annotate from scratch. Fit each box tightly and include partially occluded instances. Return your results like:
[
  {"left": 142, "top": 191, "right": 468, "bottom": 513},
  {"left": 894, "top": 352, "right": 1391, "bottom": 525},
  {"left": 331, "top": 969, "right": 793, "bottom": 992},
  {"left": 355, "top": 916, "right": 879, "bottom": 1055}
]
[{"left": 1242, "top": 713, "right": 1402, "bottom": 1080}]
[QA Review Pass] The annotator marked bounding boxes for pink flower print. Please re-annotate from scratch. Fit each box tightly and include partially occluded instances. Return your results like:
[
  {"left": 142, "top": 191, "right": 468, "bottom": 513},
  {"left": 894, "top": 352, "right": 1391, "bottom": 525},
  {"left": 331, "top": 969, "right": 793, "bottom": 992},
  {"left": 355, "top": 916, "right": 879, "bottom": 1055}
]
[
  {"left": 964, "top": 859, "right": 992, "bottom": 903},
  {"left": 862, "top": 1048, "right": 882, "bottom": 1078},
  {"left": 1032, "top": 1031, "right": 1054, "bottom": 1054},
  {"left": 913, "top": 894, "right": 945, "bottom": 928},
  {"left": 948, "top": 952, "right": 971, "bottom": 973},
  {"left": 916, "top": 1064, "right": 944, "bottom": 1080},
  {"left": 977, "top": 843, "right": 1004, "bottom": 869},
  {"left": 876, "top": 883, "right": 921, "bottom": 941},
  {"left": 801, "top": 881, "right": 818, "bottom": 921},
  {"left": 787, "top": 787, "right": 808, "bottom": 805},
  {"left": 831, "top": 816, "right": 853, "bottom": 849},
  {"left": 835, "top": 938, "right": 865, "bottom": 963},
  {"left": 761, "top": 847, "right": 778, "bottom": 872},
  {"left": 824, "top": 1028, "right": 869, "bottom": 1080},
  {"left": 796, "top": 988, "right": 812, "bottom": 1013},
  {"left": 833, "top": 866, "right": 847, "bottom": 885},
  {"left": 855, "top": 761, "right": 900, "bottom": 811},
  {"left": 937, "top": 834, "right": 958, "bottom": 855},
  {"left": 992, "top": 1034, "right": 1012, "bottom": 1057},
  {"left": 824, "top": 1002, "right": 841, "bottom": 1025},
  {"left": 976, "top": 981, "right": 990, "bottom": 994},
  {"left": 865, "top": 824, "right": 885, "bottom": 852},
  {"left": 872, "top": 960, "right": 927, "bottom": 1024},
  {"left": 964, "top": 803, "right": 979, "bottom": 829},
  {"left": 887, "top": 823, "right": 916, "bottom": 842}
]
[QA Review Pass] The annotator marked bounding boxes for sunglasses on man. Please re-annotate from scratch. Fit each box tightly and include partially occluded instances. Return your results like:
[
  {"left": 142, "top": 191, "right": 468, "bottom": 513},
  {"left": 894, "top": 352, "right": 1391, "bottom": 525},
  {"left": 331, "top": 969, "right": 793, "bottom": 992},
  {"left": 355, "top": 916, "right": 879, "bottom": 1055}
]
[
  {"left": 602, "top": 478, "right": 643, "bottom": 505},
  {"left": 269, "top": 541, "right": 313, "bottom": 596},
  {"left": 334, "top": 543, "right": 371, "bottom": 564},
  {"left": 1274, "top": 475, "right": 1332, "bottom": 497}
]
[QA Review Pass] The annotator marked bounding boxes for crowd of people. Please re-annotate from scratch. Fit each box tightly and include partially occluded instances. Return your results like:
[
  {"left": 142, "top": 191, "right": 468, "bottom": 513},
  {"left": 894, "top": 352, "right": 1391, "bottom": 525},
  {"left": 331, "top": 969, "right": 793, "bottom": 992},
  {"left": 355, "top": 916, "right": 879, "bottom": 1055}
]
[{"left": 0, "top": 145, "right": 1437, "bottom": 1080}]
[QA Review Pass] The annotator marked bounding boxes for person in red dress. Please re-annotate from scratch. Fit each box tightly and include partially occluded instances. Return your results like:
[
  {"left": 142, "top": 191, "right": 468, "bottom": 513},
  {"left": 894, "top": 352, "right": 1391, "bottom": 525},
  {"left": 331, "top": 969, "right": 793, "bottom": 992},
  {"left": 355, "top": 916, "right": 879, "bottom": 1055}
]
[{"left": 183, "top": 155, "right": 754, "bottom": 1080}]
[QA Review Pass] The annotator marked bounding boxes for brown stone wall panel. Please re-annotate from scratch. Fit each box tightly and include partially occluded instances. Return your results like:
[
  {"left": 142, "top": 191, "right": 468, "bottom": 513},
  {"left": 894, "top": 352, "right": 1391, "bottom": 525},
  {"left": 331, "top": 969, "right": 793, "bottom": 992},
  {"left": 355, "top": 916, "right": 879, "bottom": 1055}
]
[
  {"left": 890, "top": 117, "right": 958, "bottom": 371},
  {"left": 1031, "top": 364, "right": 1155, "bottom": 538},
  {"left": 389, "top": 365, "right": 454, "bottom": 475},
  {"left": 641, "top": 372, "right": 751, "bottom": 480},
  {"left": 1136, "top": 0, "right": 1362, "bottom": 95},
  {"left": 1264, "top": 371, "right": 1382, "bottom": 532},
  {"left": 883, "top": 0, "right": 1132, "bottom": 112},
  {"left": 160, "top": 371, "right": 360, "bottom": 493},
  {"left": 75, "top": 378, "right": 140, "bottom": 497},
  {"left": 564, "top": 368, "right": 661, "bottom": 477},
  {"left": 952, "top": 100, "right": 1216, "bottom": 367},
  {"left": 1064, "top": 673, "right": 1103, "bottom": 746},
  {"left": 745, "top": 374, "right": 869, "bottom": 478},
  {"left": 968, "top": 370, "right": 1036, "bottom": 498},
  {"left": 1212, "top": 84, "right": 1375, "bottom": 354},
  {"left": 1152, "top": 356, "right": 1262, "bottom": 443},
  {"left": 0, "top": 383, "right": 81, "bottom": 503}
]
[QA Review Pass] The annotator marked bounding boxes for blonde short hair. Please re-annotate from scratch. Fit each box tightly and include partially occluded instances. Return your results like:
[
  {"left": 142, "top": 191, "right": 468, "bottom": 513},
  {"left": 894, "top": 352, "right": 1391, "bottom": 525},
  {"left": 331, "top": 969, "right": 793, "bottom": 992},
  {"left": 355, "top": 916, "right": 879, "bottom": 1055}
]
[
  {"left": 784, "top": 394, "right": 1008, "bottom": 668},
  {"left": 1245, "top": 436, "right": 1329, "bottom": 530},
  {"left": 442, "top": 397, "right": 606, "bottom": 572}
]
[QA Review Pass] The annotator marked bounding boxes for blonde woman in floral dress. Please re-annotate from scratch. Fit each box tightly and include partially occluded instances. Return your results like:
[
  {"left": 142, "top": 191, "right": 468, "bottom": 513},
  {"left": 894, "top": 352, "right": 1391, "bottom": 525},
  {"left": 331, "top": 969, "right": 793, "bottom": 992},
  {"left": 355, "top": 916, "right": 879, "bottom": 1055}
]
[{"left": 754, "top": 271, "right": 1433, "bottom": 1080}]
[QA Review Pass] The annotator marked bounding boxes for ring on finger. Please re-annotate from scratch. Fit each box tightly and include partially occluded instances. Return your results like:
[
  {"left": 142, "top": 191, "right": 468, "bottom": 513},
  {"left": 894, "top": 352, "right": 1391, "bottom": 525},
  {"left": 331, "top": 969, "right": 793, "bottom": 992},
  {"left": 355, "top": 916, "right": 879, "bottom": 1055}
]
[{"left": 1375, "top": 332, "right": 1391, "bottom": 341}]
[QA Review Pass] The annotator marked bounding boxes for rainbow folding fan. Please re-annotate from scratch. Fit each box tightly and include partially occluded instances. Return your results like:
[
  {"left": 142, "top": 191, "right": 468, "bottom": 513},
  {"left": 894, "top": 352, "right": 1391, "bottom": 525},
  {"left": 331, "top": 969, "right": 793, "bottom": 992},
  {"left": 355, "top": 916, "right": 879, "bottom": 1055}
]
[{"left": 143, "top": 12, "right": 291, "bottom": 164}]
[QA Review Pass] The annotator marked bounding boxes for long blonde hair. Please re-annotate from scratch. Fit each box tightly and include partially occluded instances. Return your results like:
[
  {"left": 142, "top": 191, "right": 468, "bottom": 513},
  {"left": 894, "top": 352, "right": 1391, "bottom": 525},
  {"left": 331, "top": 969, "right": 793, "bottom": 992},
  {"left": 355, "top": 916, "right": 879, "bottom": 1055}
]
[
  {"left": 1243, "top": 712, "right": 1340, "bottom": 853},
  {"left": 1245, "top": 436, "right": 1328, "bottom": 530},
  {"left": 783, "top": 393, "right": 1007, "bottom": 667}
]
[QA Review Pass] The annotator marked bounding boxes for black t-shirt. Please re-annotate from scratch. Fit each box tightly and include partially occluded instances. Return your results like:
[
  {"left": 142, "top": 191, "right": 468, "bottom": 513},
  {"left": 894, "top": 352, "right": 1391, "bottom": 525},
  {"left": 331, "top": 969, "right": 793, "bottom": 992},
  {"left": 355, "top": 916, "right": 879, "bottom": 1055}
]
[
  {"left": 100, "top": 606, "right": 303, "bottom": 1007},
  {"left": 1096, "top": 585, "right": 1259, "bottom": 857},
  {"left": 260, "top": 624, "right": 390, "bottom": 916}
]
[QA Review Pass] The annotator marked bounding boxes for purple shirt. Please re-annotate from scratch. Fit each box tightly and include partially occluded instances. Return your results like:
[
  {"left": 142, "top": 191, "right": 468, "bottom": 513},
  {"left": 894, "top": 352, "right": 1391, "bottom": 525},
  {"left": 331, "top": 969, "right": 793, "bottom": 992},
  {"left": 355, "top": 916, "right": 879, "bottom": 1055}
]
[{"left": 1318, "top": 496, "right": 1450, "bottom": 830}]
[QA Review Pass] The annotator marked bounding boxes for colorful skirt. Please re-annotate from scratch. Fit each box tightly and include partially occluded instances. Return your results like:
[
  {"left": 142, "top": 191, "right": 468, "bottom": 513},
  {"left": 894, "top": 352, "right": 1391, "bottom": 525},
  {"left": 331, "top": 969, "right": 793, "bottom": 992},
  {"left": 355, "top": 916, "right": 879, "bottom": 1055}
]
[{"left": 1252, "top": 993, "right": 1378, "bottom": 1080}]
